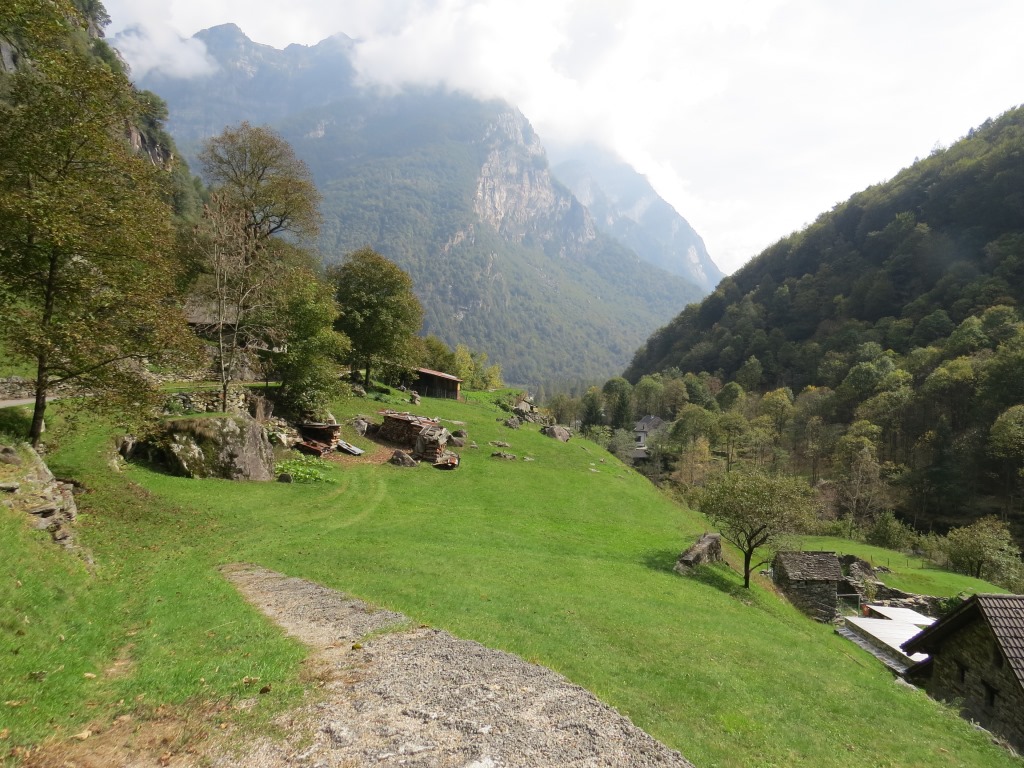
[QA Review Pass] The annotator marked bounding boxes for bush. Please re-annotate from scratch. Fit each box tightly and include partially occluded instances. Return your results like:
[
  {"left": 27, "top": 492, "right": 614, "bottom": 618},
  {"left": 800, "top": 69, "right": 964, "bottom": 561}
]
[
  {"left": 866, "top": 510, "right": 915, "bottom": 551},
  {"left": 274, "top": 454, "right": 334, "bottom": 483}
]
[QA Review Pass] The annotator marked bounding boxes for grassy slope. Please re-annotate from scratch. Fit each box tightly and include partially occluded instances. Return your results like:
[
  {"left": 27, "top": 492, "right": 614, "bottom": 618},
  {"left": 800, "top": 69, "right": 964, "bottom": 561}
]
[{"left": 0, "top": 396, "right": 1017, "bottom": 768}]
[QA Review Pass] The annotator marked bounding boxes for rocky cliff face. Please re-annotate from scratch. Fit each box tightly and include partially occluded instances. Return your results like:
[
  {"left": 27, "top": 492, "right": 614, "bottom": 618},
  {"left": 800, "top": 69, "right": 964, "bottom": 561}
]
[
  {"left": 135, "top": 25, "right": 709, "bottom": 384},
  {"left": 552, "top": 145, "right": 724, "bottom": 291},
  {"left": 475, "top": 110, "right": 596, "bottom": 257}
]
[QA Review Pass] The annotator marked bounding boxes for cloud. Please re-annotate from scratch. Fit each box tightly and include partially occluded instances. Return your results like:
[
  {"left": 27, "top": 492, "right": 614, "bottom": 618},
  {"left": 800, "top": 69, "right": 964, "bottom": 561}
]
[
  {"left": 112, "top": 24, "right": 218, "bottom": 79},
  {"left": 102, "top": 0, "right": 1024, "bottom": 274}
]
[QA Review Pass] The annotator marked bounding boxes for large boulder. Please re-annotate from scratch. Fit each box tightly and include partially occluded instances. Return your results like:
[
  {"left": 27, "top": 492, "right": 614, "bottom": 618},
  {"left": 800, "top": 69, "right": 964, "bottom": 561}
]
[
  {"left": 389, "top": 450, "right": 418, "bottom": 467},
  {"left": 541, "top": 425, "right": 571, "bottom": 442},
  {"left": 153, "top": 414, "right": 274, "bottom": 481}
]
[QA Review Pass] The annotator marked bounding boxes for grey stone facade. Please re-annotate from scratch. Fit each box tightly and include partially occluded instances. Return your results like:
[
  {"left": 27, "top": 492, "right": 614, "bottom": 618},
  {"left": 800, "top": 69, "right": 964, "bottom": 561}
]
[
  {"left": 773, "top": 552, "right": 844, "bottom": 622},
  {"left": 904, "top": 594, "right": 1024, "bottom": 753}
]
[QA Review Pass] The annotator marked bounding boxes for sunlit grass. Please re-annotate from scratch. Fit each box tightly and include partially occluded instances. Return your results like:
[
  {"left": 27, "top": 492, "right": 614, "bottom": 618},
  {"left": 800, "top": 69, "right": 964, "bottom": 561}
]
[{"left": 0, "top": 393, "right": 1016, "bottom": 768}]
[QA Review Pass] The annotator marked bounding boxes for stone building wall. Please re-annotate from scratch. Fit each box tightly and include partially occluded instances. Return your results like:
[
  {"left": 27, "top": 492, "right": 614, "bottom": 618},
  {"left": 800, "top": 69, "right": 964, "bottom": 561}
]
[
  {"left": 925, "top": 620, "right": 1024, "bottom": 752},
  {"left": 777, "top": 577, "right": 839, "bottom": 622}
]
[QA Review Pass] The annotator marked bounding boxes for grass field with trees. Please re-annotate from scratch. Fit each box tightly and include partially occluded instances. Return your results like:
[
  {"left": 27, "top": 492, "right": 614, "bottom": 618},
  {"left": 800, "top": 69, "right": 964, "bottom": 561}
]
[{"left": 0, "top": 392, "right": 1016, "bottom": 768}]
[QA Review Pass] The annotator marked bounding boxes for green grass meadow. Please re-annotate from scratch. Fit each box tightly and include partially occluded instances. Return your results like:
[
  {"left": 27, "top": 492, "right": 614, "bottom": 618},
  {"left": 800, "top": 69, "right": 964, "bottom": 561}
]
[{"left": 1, "top": 395, "right": 1019, "bottom": 767}]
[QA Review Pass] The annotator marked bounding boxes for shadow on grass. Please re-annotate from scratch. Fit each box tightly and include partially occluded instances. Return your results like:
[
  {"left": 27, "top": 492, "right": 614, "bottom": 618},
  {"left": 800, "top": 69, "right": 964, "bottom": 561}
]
[
  {"left": 0, "top": 405, "right": 32, "bottom": 442},
  {"left": 640, "top": 548, "right": 681, "bottom": 574},
  {"left": 641, "top": 548, "right": 749, "bottom": 599},
  {"left": 686, "top": 562, "right": 750, "bottom": 599}
]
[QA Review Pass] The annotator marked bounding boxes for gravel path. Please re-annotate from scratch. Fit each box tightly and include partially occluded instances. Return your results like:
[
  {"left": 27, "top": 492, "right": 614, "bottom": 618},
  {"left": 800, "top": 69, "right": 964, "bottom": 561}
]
[{"left": 217, "top": 564, "right": 696, "bottom": 768}]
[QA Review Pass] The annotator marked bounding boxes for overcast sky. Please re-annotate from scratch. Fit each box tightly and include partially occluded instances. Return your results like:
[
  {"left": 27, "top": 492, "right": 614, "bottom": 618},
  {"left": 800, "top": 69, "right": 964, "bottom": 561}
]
[{"left": 104, "top": 0, "right": 1024, "bottom": 275}]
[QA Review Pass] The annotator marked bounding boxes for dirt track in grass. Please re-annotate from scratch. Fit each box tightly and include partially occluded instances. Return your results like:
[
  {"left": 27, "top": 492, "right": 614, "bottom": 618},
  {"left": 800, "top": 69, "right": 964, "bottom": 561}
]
[{"left": 208, "top": 563, "right": 695, "bottom": 768}]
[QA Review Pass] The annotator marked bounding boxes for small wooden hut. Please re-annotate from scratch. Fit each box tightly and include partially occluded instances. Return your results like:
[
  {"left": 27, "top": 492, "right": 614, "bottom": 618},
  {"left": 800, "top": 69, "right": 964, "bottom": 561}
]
[{"left": 411, "top": 368, "right": 462, "bottom": 400}]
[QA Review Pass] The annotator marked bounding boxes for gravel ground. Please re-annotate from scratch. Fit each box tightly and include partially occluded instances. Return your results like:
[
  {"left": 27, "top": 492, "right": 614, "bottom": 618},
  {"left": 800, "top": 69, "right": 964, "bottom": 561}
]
[{"left": 217, "top": 564, "right": 696, "bottom": 768}]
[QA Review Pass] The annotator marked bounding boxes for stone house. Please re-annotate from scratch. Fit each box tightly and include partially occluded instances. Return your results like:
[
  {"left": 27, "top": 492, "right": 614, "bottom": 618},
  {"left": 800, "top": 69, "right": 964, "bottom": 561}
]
[
  {"left": 902, "top": 594, "right": 1024, "bottom": 752},
  {"left": 633, "top": 415, "right": 666, "bottom": 449},
  {"left": 772, "top": 551, "right": 844, "bottom": 622}
]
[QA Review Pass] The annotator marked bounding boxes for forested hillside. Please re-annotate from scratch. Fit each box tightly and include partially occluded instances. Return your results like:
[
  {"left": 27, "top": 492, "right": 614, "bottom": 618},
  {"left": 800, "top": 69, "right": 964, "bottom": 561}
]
[
  {"left": 622, "top": 105, "right": 1024, "bottom": 536},
  {"left": 138, "top": 25, "right": 709, "bottom": 386}
]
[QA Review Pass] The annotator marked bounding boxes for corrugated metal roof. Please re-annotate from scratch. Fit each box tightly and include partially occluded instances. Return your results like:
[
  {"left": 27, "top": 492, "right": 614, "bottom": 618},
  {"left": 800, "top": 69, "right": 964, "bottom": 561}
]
[
  {"left": 415, "top": 367, "right": 462, "bottom": 382},
  {"left": 774, "top": 551, "right": 843, "bottom": 581},
  {"left": 866, "top": 605, "right": 936, "bottom": 627},
  {"left": 845, "top": 617, "right": 929, "bottom": 664}
]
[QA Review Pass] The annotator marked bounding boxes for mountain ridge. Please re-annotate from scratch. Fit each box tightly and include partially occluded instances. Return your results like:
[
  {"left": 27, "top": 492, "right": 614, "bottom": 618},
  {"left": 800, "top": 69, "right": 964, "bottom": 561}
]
[{"left": 133, "top": 24, "right": 716, "bottom": 385}]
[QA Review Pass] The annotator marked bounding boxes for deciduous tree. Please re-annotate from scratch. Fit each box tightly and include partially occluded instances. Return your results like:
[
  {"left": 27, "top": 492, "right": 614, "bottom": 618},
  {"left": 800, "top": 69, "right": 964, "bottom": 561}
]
[
  {"left": 0, "top": 4, "right": 197, "bottom": 445},
  {"left": 699, "top": 470, "right": 816, "bottom": 588},
  {"left": 330, "top": 248, "right": 423, "bottom": 387},
  {"left": 945, "top": 516, "right": 1021, "bottom": 584},
  {"left": 194, "top": 123, "right": 323, "bottom": 410}
]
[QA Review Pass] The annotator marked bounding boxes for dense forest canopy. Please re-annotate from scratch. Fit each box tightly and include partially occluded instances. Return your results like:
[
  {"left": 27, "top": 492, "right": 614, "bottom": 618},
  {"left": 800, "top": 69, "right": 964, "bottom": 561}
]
[{"left": 616, "top": 105, "right": 1024, "bottom": 545}]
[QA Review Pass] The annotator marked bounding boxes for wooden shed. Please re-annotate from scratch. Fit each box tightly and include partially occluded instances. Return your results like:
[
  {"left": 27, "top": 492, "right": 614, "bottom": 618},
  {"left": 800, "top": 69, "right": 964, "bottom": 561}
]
[{"left": 411, "top": 368, "right": 462, "bottom": 400}]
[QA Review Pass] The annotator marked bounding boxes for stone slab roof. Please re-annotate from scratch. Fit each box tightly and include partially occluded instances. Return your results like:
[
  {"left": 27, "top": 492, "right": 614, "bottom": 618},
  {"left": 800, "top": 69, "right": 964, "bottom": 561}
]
[
  {"left": 903, "top": 593, "right": 1024, "bottom": 690},
  {"left": 773, "top": 551, "right": 842, "bottom": 582},
  {"left": 634, "top": 415, "right": 666, "bottom": 433},
  {"left": 980, "top": 594, "right": 1024, "bottom": 689}
]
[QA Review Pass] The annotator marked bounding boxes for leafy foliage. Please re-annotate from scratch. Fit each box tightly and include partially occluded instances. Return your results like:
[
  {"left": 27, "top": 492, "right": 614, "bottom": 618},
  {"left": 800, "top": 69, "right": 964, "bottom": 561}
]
[
  {"left": 698, "top": 470, "right": 816, "bottom": 588},
  {"left": 329, "top": 248, "right": 423, "bottom": 387},
  {"left": 192, "top": 124, "right": 333, "bottom": 412},
  {"left": 622, "top": 105, "right": 1024, "bottom": 544},
  {"left": 0, "top": 0, "right": 198, "bottom": 444},
  {"left": 274, "top": 454, "right": 333, "bottom": 483}
]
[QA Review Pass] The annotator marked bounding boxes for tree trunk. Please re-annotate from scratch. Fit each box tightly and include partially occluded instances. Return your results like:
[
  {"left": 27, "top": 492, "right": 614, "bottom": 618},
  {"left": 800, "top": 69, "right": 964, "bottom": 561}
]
[
  {"left": 363, "top": 360, "right": 371, "bottom": 388},
  {"left": 29, "top": 354, "right": 48, "bottom": 447},
  {"left": 31, "top": 240, "right": 57, "bottom": 447},
  {"left": 743, "top": 549, "right": 753, "bottom": 588}
]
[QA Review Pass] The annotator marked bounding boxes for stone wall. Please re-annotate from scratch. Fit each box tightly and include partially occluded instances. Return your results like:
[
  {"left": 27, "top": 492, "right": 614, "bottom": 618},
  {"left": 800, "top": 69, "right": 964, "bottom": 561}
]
[
  {"left": 924, "top": 620, "right": 1024, "bottom": 752},
  {"left": 0, "top": 443, "right": 80, "bottom": 551},
  {"left": 776, "top": 577, "right": 839, "bottom": 622}
]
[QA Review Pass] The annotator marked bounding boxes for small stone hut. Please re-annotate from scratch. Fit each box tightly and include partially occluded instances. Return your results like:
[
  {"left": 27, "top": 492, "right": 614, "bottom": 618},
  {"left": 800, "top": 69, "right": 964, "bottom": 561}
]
[
  {"left": 903, "top": 593, "right": 1024, "bottom": 752},
  {"left": 773, "top": 551, "right": 843, "bottom": 622}
]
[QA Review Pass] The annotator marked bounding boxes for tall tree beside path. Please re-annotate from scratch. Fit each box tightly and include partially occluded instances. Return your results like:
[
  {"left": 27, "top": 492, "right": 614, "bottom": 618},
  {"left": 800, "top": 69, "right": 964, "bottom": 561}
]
[
  {"left": 698, "top": 470, "right": 816, "bottom": 588},
  {"left": 330, "top": 248, "right": 423, "bottom": 388},
  {"left": 0, "top": 0, "right": 198, "bottom": 445},
  {"left": 194, "top": 122, "right": 323, "bottom": 410}
]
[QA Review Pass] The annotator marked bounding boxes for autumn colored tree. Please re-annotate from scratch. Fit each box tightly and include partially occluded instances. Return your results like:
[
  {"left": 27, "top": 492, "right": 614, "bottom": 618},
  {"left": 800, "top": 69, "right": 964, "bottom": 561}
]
[{"left": 0, "top": 2, "right": 197, "bottom": 445}]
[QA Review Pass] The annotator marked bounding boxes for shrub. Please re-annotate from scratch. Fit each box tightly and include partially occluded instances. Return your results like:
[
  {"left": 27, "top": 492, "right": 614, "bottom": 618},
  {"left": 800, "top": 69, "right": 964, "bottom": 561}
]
[
  {"left": 274, "top": 454, "right": 333, "bottom": 483},
  {"left": 866, "top": 510, "right": 915, "bottom": 551}
]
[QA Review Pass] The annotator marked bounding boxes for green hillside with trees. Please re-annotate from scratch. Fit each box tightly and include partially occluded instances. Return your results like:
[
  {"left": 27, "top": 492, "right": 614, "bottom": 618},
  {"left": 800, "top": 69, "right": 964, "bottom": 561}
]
[
  {"left": 615, "top": 105, "right": 1024, "bottom": 546},
  {"left": 139, "top": 27, "right": 707, "bottom": 387}
]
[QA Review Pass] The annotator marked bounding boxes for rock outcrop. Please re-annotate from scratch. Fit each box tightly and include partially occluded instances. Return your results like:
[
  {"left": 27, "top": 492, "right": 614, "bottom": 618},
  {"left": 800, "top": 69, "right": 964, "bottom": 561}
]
[
  {"left": 674, "top": 533, "right": 723, "bottom": 572},
  {"left": 0, "top": 443, "right": 79, "bottom": 550},
  {"left": 541, "top": 425, "right": 571, "bottom": 442},
  {"left": 146, "top": 414, "right": 274, "bottom": 481}
]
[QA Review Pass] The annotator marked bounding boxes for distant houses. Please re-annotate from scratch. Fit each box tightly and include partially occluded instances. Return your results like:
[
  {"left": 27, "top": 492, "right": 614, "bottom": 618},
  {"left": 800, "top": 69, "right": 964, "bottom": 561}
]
[
  {"left": 902, "top": 594, "right": 1024, "bottom": 753},
  {"left": 631, "top": 415, "right": 665, "bottom": 461}
]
